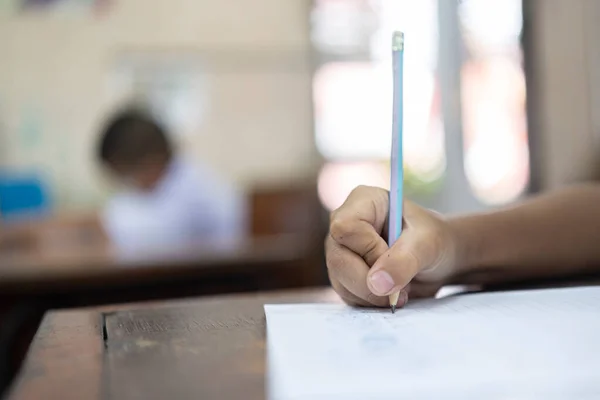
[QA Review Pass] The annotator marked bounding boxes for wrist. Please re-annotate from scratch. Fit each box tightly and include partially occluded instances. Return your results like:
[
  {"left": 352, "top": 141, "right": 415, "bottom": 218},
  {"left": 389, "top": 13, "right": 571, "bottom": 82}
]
[{"left": 447, "top": 214, "right": 485, "bottom": 279}]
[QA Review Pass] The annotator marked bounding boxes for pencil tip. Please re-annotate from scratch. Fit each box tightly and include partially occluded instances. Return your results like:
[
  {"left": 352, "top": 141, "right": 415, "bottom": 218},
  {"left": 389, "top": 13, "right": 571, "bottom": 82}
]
[{"left": 391, "top": 305, "right": 396, "bottom": 314}]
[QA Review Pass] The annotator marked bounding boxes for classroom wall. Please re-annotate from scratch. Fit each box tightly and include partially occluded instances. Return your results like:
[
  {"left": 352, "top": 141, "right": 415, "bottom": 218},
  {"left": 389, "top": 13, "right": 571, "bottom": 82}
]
[
  {"left": 529, "top": 0, "right": 600, "bottom": 189},
  {"left": 0, "top": 0, "right": 318, "bottom": 211},
  {"left": 4, "top": 0, "right": 600, "bottom": 212}
]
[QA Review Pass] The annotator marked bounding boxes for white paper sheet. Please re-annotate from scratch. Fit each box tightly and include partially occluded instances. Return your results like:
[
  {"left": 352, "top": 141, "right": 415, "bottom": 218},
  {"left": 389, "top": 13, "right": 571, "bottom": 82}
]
[{"left": 265, "top": 286, "right": 600, "bottom": 400}]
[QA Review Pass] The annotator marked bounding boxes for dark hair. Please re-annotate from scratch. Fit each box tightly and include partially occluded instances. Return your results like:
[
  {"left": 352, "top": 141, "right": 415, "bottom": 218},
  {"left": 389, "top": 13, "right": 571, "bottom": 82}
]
[{"left": 97, "top": 109, "right": 172, "bottom": 169}]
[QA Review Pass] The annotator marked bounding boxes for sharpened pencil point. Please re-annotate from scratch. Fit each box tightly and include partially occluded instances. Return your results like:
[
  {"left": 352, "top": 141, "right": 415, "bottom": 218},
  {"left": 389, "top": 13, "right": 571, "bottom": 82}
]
[{"left": 389, "top": 292, "right": 400, "bottom": 314}]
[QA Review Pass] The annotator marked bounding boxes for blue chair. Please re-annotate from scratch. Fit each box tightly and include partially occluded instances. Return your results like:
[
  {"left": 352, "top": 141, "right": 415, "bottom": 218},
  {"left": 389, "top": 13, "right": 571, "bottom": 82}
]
[{"left": 0, "top": 172, "right": 51, "bottom": 222}]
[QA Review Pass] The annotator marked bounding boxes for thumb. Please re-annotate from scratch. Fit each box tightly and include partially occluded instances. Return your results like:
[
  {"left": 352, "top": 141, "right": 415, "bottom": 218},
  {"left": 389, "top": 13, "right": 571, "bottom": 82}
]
[{"left": 366, "top": 230, "right": 438, "bottom": 296}]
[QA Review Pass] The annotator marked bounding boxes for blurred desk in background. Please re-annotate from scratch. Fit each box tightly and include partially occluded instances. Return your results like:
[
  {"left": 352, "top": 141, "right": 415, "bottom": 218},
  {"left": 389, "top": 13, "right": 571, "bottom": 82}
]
[
  {"left": 0, "top": 182, "right": 328, "bottom": 303},
  {"left": 0, "top": 233, "right": 326, "bottom": 305}
]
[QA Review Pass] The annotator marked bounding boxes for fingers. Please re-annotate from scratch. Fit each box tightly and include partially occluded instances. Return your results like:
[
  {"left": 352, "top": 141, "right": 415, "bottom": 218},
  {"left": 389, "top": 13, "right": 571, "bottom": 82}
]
[
  {"left": 327, "top": 187, "right": 449, "bottom": 307},
  {"left": 325, "top": 235, "right": 388, "bottom": 307},
  {"left": 332, "top": 275, "right": 411, "bottom": 309},
  {"left": 329, "top": 186, "right": 389, "bottom": 267},
  {"left": 332, "top": 186, "right": 389, "bottom": 232},
  {"left": 329, "top": 277, "right": 371, "bottom": 307},
  {"left": 329, "top": 218, "right": 388, "bottom": 267},
  {"left": 326, "top": 185, "right": 391, "bottom": 307},
  {"left": 367, "top": 228, "right": 441, "bottom": 296}
]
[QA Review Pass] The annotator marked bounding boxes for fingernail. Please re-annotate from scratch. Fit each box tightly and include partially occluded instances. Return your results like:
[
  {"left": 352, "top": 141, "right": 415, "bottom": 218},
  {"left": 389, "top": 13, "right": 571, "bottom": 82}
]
[{"left": 370, "top": 271, "right": 395, "bottom": 294}]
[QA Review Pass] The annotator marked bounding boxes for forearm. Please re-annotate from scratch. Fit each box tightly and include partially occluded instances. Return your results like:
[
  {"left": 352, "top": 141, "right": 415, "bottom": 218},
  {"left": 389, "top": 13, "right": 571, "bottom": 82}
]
[{"left": 450, "top": 184, "right": 600, "bottom": 284}]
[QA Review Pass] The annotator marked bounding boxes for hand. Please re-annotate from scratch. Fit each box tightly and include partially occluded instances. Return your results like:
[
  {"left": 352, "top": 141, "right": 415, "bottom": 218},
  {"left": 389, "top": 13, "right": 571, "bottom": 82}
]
[{"left": 326, "top": 186, "right": 460, "bottom": 308}]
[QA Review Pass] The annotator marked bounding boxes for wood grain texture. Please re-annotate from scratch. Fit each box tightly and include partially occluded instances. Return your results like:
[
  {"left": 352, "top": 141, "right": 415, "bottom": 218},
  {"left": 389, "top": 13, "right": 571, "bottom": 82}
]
[
  {"left": 8, "top": 288, "right": 341, "bottom": 400},
  {"left": 8, "top": 310, "right": 104, "bottom": 400}
]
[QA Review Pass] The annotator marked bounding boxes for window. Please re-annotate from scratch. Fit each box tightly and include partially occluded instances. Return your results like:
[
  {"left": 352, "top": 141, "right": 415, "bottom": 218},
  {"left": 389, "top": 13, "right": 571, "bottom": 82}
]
[
  {"left": 459, "top": 0, "right": 529, "bottom": 204},
  {"left": 313, "top": 0, "right": 444, "bottom": 210},
  {"left": 312, "top": 0, "right": 529, "bottom": 212}
]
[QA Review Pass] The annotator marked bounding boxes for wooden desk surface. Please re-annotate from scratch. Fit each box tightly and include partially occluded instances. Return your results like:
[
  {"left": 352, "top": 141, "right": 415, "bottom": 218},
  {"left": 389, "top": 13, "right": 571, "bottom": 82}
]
[
  {"left": 7, "top": 288, "right": 340, "bottom": 400},
  {"left": 9, "top": 279, "right": 600, "bottom": 400}
]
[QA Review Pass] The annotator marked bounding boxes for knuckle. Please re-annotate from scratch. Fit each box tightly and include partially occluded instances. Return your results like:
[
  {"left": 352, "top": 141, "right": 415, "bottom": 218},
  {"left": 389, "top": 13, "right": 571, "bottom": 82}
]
[
  {"left": 351, "top": 185, "right": 370, "bottom": 195},
  {"left": 356, "top": 198, "right": 373, "bottom": 216},
  {"left": 362, "top": 235, "right": 382, "bottom": 265},
  {"left": 329, "top": 218, "right": 354, "bottom": 242},
  {"left": 349, "top": 185, "right": 381, "bottom": 206}
]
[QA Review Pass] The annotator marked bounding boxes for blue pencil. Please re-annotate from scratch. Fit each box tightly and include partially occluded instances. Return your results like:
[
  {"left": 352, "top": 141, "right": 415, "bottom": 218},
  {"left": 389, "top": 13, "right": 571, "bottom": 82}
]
[{"left": 388, "top": 31, "right": 404, "bottom": 313}]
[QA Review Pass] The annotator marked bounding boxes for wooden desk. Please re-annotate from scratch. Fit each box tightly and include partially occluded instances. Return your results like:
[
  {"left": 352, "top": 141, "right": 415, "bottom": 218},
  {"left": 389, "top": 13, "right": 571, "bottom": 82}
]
[
  {"left": 0, "top": 234, "right": 326, "bottom": 302},
  {"left": 7, "top": 288, "right": 340, "bottom": 400},
  {"left": 9, "top": 279, "right": 600, "bottom": 400},
  {"left": 0, "top": 234, "right": 327, "bottom": 396}
]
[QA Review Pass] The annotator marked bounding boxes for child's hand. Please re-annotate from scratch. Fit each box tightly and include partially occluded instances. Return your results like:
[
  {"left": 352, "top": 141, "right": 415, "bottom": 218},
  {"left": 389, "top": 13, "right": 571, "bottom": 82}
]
[{"left": 326, "top": 186, "right": 460, "bottom": 308}]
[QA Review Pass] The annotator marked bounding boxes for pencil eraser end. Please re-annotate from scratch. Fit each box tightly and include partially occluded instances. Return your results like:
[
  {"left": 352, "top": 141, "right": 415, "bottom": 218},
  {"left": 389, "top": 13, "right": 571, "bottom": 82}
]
[{"left": 392, "top": 31, "right": 404, "bottom": 51}]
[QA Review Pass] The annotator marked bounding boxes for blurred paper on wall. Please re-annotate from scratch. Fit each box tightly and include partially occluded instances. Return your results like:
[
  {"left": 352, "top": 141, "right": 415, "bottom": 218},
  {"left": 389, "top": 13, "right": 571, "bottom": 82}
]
[
  {"left": 0, "top": 0, "right": 20, "bottom": 13},
  {"left": 16, "top": 0, "right": 110, "bottom": 15},
  {"left": 107, "top": 53, "right": 208, "bottom": 139}
]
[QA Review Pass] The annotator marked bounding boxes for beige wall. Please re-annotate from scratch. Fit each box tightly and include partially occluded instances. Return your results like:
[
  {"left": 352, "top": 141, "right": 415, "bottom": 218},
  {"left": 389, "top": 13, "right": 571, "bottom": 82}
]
[
  {"left": 6, "top": 0, "right": 599, "bottom": 211},
  {"left": 0, "top": 0, "right": 317, "bottom": 210},
  {"left": 529, "top": 0, "right": 600, "bottom": 189}
]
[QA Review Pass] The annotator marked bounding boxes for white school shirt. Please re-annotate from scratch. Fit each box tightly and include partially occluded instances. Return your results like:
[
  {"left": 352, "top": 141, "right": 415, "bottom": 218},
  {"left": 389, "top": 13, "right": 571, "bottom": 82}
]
[{"left": 101, "top": 157, "right": 247, "bottom": 252}]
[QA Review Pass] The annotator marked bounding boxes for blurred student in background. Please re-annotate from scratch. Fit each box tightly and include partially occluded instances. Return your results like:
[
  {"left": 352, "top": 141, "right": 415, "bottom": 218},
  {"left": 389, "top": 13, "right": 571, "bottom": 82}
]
[
  {"left": 96, "top": 108, "right": 247, "bottom": 251},
  {"left": 0, "top": 108, "right": 247, "bottom": 252}
]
